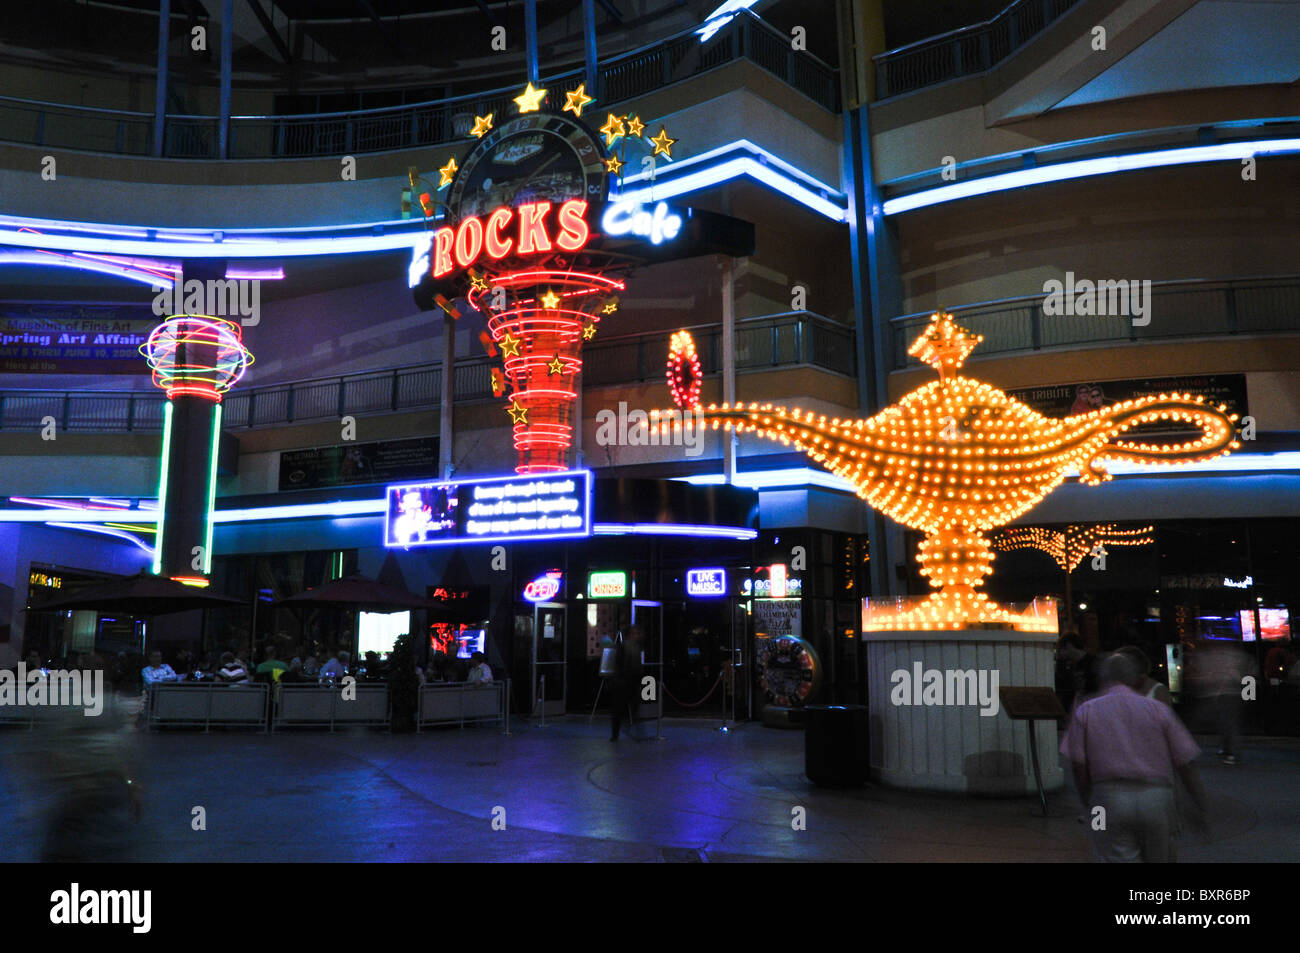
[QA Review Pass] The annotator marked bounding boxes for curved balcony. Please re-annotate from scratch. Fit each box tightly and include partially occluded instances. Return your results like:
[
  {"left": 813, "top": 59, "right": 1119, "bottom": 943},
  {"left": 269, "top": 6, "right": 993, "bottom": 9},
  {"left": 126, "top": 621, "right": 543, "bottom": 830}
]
[
  {"left": 872, "top": 0, "right": 1083, "bottom": 100},
  {"left": 0, "top": 312, "right": 853, "bottom": 434},
  {"left": 0, "top": 11, "right": 837, "bottom": 161},
  {"left": 888, "top": 275, "right": 1300, "bottom": 371}
]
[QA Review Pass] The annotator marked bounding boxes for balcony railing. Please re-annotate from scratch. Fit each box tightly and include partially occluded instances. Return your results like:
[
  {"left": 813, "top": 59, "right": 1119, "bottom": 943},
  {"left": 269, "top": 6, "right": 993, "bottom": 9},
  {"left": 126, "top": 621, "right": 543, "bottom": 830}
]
[
  {"left": 0, "top": 11, "right": 837, "bottom": 161},
  {"left": 873, "top": 0, "right": 1082, "bottom": 99},
  {"left": 888, "top": 276, "right": 1300, "bottom": 371},
  {"left": 0, "top": 312, "right": 853, "bottom": 434}
]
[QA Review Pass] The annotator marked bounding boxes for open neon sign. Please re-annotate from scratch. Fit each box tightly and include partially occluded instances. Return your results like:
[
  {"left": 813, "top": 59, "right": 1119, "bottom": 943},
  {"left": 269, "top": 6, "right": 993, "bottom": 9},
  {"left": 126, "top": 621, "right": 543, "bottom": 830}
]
[{"left": 430, "top": 199, "right": 590, "bottom": 278}]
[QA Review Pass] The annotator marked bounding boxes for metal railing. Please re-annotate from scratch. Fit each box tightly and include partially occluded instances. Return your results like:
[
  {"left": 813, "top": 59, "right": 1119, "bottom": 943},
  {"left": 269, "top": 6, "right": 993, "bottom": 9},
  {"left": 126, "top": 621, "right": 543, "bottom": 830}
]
[
  {"left": 0, "top": 12, "right": 837, "bottom": 161},
  {"left": 873, "top": 0, "right": 1082, "bottom": 99},
  {"left": 0, "top": 312, "right": 854, "bottom": 434},
  {"left": 888, "top": 276, "right": 1300, "bottom": 371}
]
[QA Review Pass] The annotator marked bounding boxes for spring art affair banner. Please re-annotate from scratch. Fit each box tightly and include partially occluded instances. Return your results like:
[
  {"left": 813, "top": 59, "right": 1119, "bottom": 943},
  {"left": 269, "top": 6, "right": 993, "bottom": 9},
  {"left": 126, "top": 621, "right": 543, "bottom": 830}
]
[{"left": 0, "top": 303, "right": 156, "bottom": 374}]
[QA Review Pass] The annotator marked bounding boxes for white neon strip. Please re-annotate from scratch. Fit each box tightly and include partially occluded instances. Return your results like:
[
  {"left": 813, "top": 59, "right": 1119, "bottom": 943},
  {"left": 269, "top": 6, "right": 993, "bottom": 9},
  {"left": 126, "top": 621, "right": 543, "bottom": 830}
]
[
  {"left": 615, "top": 157, "right": 846, "bottom": 222},
  {"left": 677, "top": 467, "right": 859, "bottom": 492},
  {"left": 47, "top": 522, "right": 155, "bottom": 556},
  {"left": 619, "top": 138, "right": 842, "bottom": 199},
  {"left": 0, "top": 249, "right": 175, "bottom": 287},
  {"left": 882, "top": 138, "right": 1300, "bottom": 215},
  {"left": 1068, "top": 451, "right": 1300, "bottom": 477},
  {"left": 696, "top": 2, "right": 759, "bottom": 42},
  {"left": 593, "top": 523, "right": 757, "bottom": 539}
]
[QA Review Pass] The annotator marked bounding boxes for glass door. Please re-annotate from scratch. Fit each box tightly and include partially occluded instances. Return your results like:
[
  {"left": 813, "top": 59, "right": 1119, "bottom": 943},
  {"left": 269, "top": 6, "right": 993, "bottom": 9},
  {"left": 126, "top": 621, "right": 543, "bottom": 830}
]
[
  {"left": 631, "top": 599, "right": 662, "bottom": 723},
  {"left": 532, "top": 602, "right": 567, "bottom": 716}
]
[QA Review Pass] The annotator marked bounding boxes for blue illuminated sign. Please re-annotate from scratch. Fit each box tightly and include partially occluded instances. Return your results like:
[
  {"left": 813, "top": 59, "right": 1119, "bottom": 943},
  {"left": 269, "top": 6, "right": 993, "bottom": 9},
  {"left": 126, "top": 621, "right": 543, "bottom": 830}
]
[
  {"left": 384, "top": 470, "right": 592, "bottom": 547},
  {"left": 687, "top": 568, "right": 727, "bottom": 597}
]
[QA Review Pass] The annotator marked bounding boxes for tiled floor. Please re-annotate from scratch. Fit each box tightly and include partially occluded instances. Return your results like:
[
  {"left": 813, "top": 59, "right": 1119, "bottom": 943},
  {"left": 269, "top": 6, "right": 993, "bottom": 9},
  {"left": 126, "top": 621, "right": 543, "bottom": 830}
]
[{"left": 2, "top": 718, "right": 1295, "bottom": 862}]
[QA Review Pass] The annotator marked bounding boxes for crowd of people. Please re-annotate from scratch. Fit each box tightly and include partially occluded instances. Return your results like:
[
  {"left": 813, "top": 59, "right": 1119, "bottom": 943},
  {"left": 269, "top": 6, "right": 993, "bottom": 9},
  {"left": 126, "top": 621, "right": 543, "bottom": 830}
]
[{"left": 1053, "top": 634, "right": 1286, "bottom": 862}]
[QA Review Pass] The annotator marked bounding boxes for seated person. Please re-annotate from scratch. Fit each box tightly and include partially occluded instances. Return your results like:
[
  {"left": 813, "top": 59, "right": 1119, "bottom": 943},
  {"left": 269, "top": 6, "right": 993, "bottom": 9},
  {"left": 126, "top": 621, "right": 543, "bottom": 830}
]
[
  {"left": 466, "top": 651, "right": 494, "bottom": 685},
  {"left": 255, "top": 646, "right": 289, "bottom": 682},
  {"left": 216, "top": 652, "right": 249, "bottom": 683},
  {"left": 141, "top": 651, "right": 180, "bottom": 685},
  {"left": 319, "top": 650, "right": 350, "bottom": 679}
]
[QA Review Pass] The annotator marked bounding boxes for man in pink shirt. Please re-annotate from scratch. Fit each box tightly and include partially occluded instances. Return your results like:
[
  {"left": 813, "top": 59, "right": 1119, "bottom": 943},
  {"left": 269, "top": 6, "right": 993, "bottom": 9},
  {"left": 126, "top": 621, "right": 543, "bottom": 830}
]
[{"left": 1060, "top": 651, "right": 1208, "bottom": 862}]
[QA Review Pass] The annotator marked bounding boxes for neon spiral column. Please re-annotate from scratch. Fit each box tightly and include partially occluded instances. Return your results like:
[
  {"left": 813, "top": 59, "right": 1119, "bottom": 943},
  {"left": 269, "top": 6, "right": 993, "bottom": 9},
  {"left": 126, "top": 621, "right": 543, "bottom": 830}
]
[
  {"left": 477, "top": 268, "right": 624, "bottom": 473},
  {"left": 141, "top": 315, "right": 252, "bottom": 586}
]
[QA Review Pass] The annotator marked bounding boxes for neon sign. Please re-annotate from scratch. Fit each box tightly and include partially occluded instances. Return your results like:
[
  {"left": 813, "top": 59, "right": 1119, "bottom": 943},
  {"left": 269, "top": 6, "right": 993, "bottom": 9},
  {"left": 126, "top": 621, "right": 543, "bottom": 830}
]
[
  {"left": 524, "top": 573, "right": 562, "bottom": 602},
  {"left": 687, "top": 569, "right": 726, "bottom": 597},
  {"left": 430, "top": 199, "right": 589, "bottom": 278},
  {"left": 1224, "top": 576, "right": 1253, "bottom": 589},
  {"left": 589, "top": 571, "right": 627, "bottom": 598},
  {"left": 601, "top": 200, "right": 682, "bottom": 245},
  {"left": 770, "top": 563, "right": 787, "bottom": 599},
  {"left": 384, "top": 470, "right": 592, "bottom": 547}
]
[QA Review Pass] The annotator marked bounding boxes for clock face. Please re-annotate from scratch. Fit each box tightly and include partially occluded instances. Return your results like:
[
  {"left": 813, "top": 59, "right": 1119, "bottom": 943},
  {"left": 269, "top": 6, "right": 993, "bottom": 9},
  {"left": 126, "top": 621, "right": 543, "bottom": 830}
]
[{"left": 447, "top": 113, "right": 607, "bottom": 223}]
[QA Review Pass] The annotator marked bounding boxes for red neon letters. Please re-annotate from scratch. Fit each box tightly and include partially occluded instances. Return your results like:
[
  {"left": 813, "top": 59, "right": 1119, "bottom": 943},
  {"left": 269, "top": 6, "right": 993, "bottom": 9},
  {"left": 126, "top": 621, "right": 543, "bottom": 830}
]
[{"left": 432, "top": 199, "right": 589, "bottom": 278}]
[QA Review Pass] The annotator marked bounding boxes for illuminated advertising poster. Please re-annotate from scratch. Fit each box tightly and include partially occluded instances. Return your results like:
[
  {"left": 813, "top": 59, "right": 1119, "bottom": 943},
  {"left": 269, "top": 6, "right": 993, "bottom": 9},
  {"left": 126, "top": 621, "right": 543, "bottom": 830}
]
[
  {"left": 1260, "top": 608, "right": 1291, "bottom": 641},
  {"left": 385, "top": 470, "right": 591, "bottom": 547},
  {"left": 1240, "top": 609, "right": 1257, "bottom": 642}
]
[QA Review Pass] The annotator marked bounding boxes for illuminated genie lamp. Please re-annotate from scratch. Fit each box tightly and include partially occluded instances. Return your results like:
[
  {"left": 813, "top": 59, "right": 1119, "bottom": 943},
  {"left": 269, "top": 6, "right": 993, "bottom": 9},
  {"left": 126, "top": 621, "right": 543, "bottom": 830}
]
[
  {"left": 140, "top": 315, "right": 252, "bottom": 587},
  {"left": 655, "top": 312, "right": 1239, "bottom": 631}
]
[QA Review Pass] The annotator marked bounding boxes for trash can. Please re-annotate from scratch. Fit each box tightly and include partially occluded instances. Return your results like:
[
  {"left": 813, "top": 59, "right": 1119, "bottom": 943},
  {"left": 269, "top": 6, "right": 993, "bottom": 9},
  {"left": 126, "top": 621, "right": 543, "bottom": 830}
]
[{"left": 804, "top": 704, "right": 869, "bottom": 787}]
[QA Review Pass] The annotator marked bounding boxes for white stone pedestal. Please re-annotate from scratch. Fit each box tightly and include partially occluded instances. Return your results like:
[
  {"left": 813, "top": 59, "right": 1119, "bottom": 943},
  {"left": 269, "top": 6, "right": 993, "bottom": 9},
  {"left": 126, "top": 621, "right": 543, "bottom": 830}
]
[{"left": 865, "top": 628, "right": 1063, "bottom": 795}]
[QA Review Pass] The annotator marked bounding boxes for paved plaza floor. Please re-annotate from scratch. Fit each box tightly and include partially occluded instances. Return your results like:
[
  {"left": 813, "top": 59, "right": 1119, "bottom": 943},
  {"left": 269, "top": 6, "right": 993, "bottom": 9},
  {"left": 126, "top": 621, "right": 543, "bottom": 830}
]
[{"left": 2, "top": 718, "right": 1296, "bottom": 863}]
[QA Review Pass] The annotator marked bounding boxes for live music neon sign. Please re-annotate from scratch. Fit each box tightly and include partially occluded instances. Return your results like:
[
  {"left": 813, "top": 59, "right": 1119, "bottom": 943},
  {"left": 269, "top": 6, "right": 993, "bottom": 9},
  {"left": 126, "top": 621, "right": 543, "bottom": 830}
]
[{"left": 431, "top": 199, "right": 590, "bottom": 278}]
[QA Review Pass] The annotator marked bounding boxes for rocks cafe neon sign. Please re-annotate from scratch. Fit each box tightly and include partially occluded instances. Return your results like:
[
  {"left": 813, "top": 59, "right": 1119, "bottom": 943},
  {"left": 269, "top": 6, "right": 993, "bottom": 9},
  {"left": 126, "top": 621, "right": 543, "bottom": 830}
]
[
  {"left": 429, "top": 199, "right": 592, "bottom": 278},
  {"left": 410, "top": 199, "right": 684, "bottom": 284}
]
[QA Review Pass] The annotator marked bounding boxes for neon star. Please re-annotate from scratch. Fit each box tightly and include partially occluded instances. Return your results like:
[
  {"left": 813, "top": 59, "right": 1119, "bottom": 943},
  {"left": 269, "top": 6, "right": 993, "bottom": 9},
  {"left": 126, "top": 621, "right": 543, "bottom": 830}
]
[
  {"left": 470, "top": 113, "right": 494, "bottom": 138},
  {"left": 499, "top": 332, "right": 521, "bottom": 357},
  {"left": 513, "top": 82, "right": 547, "bottom": 113},
  {"left": 581, "top": 322, "right": 597, "bottom": 340},
  {"left": 599, "top": 113, "right": 625, "bottom": 147},
  {"left": 624, "top": 115, "right": 645, "bottom": 138},
  {"left": 469, "top": 272, "right": 489, "bottom": 292},
  {"left": 437, "top": 157, "right": 458, "bottom": 189},
  {"left": 601, "top": 298, "right": 619, "bottom": 314},
  {"left": 547, "top": 355, "right": 565, "bottom": 376},
  {"left": 563, "top": 84, "right": 594, "bottom": 117},
  {"left": 506, "top": 400, "right": 529, "bottom": 425},
  {"left": 540, "top": 289, "right": 561, "bottom": 310},
  {"left": 604, "top": 154, "right": 624, "bottom": 175},
  {"left": 649, "top": 127, "right": 676, "bottom": 157}
]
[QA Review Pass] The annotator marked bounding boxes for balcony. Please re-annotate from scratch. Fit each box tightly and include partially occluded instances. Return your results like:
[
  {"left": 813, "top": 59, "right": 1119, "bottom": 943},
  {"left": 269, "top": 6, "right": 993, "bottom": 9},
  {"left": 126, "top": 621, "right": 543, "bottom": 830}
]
[
  {"left": 888, "top": 275, "right": 1300, "bottom": 371},
  {"left": 0, "top": 11, "right": 838, "bottom": 161},
  {"left": 0, "top": 312, "right": 854, "bottom": 434},
  {"left": 872, "top": 0, "right": 1083, "bottom": 100}
]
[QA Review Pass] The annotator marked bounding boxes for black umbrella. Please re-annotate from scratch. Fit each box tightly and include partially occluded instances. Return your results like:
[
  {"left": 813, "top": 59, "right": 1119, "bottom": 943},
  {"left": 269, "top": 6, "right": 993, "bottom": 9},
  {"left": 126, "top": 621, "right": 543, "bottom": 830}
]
[
  {"left": 33, "top": 571, "right": 245, "bottom": 615},
  {"left": 274, "top": 574, "right": 453, "bottom": 615}
]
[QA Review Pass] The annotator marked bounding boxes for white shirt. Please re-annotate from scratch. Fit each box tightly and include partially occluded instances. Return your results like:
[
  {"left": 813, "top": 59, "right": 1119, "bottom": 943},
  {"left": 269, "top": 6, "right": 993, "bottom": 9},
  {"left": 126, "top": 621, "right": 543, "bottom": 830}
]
[
  {"left": 142, "top": 663, "right": 179, "bottom": 684},
  {"left": 467, "top": 663, "right": 493, "bottom": 685}
]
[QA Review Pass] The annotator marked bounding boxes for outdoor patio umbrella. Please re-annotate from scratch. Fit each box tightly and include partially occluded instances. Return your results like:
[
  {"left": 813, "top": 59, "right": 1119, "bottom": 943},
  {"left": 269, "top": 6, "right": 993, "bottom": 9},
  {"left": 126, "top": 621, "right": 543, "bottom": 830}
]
[
  {"left": 273, "top": 574, "right": 454, "bottom": 614},
  {"left": 33, "top": 571, "right": 246, "bottom": 615}
]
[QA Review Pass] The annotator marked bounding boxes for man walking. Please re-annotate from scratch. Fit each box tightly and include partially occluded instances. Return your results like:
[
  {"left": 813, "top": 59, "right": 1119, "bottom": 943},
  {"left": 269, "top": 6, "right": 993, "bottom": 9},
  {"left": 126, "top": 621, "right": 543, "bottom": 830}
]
[
  {"left": 1060, "top": 651, "right": 1208, "bottom": 862},
  {"left": 609, "top": 627, "right": 644, "bottom": 741}
]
